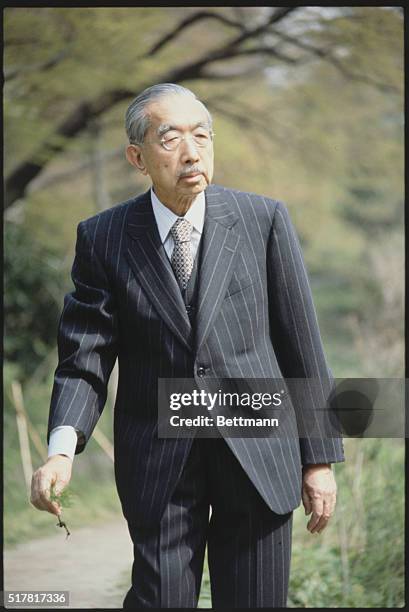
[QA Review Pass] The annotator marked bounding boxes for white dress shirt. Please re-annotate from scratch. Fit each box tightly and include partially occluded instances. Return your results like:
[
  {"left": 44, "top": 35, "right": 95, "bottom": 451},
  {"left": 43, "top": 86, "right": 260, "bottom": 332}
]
[
  {"left": 48, "top": 187, "right": 206, "bottom": 461},
  {"left": 150, "top": 187, "right": 205, "bottom": 261}
]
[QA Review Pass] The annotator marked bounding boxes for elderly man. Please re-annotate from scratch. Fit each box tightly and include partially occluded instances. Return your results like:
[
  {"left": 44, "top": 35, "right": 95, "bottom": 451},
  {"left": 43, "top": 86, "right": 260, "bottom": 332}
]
[{"left": 31, "top": 83, "right": 344, "bottom": 608}]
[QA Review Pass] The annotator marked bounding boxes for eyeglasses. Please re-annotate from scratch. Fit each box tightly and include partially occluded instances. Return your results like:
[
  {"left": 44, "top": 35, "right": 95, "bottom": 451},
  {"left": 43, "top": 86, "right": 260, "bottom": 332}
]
[
  {"left": 135, "top": 130, "right": 215, "bottom": 152},
  {"left": 160, "top": 131, "right": 215, "bottom": 151}
]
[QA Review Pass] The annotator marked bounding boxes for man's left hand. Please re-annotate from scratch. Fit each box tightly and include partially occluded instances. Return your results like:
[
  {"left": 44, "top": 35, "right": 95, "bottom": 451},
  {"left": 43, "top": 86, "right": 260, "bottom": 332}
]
[{"left": 301, "top": 463, "right": 337, "bottom": 534}]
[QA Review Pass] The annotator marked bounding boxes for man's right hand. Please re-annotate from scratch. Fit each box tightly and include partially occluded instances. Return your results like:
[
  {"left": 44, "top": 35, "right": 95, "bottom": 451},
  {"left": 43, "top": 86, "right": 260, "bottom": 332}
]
[{"left": 30, "top": 454, "right": 73, "bottom": 516}]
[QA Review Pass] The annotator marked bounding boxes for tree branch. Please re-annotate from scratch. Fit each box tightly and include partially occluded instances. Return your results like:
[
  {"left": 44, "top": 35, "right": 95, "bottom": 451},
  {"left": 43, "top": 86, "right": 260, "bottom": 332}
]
[
  {"left": 4, "top": 89, "right": 133, "bottom": 209},
  {"left": 205, "top": 98, "right": 279, "bottom": 157},
  {"left": 5, "top": 47, "right": 71, "bottom": 81},
  {"left": 144, "top": 10, "right": 245, "bottom": 57},
  {"left": 145, "top": 7, "right": 297, "bottom": 60},
  {"left": 215, "top": 7, "right": 297, "bottom": 52},
  {"left": 30, "top": 146, "right": 125, "bottom": 193},
  {"left": 216, "top": 46, "right": 298, "bottom": 63},
  {"left": 268, "top": 26, "right": 400, "bottom": 94},
  {"left": 5, "top": 18, "right": 75, "bottom": 81},
  {"left": 200, "top": 67, "right": 262, "bottom": 80},
  {"left": 5, "top": 37, "right": 44, "bottom": 47}
]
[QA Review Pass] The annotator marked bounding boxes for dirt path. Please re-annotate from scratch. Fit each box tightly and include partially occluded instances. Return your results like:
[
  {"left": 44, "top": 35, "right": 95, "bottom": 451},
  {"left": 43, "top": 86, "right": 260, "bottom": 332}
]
[{"left": 4, "top": 517, "right": 133, "bottom": 608}]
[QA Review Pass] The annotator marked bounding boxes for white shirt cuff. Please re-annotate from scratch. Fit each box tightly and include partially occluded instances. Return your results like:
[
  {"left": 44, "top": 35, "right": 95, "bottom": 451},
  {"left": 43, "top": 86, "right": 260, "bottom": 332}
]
[{"left": 48, "top": 426, "right": 79, "bottom": 461}]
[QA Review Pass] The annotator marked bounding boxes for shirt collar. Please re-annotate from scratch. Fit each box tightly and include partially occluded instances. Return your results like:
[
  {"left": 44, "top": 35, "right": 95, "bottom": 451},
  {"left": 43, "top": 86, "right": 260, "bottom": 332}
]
[{"left": 150, "top": 187, "right": 205, "bottom": 245}]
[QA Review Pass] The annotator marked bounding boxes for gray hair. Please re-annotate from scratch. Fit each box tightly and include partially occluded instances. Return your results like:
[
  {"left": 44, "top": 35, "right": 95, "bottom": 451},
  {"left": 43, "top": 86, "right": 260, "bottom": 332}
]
[{"left": 125, "top": 83, "right": 212, "bottom": 145}]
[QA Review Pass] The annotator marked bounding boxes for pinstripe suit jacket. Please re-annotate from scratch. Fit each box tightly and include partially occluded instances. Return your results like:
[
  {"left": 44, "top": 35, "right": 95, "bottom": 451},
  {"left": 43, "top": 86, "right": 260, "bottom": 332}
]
[{"left": 47, "top": 184, "right": 344, "bottom": 526}]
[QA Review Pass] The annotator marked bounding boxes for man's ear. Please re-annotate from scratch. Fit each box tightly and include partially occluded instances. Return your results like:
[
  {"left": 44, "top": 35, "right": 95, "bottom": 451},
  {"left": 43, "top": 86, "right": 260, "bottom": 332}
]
[{"left": 126, "top": 144, "right": 148, "bottom": 175}]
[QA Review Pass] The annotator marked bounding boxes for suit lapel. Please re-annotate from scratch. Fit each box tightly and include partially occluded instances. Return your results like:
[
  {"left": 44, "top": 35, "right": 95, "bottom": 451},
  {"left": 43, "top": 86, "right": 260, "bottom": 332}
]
[
  {"left": 125, "top": 190, "right": 193, "bottom": 353},
  {"left": 196, "top": 186, "right": 240, "bottom": 353}
]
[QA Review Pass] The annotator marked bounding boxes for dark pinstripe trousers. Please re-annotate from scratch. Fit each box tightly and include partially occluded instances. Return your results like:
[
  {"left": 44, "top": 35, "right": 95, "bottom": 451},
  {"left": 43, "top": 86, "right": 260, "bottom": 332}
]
[{"left": 123, "top": 438, "right": 293, "bottom": 608}]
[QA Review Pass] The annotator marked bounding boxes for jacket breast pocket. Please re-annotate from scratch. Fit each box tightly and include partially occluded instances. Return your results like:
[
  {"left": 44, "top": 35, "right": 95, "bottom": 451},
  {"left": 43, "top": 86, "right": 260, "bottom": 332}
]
[
  {"left": 225, "top": 273, "right": 254, "bottom": 298},
  {"left": 221, "top": 274, "right": 259, "bottom": 336}
]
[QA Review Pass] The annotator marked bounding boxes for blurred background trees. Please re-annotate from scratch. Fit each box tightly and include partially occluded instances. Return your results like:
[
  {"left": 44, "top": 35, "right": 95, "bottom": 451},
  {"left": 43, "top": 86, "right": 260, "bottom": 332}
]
[{"left": 4, "top": 6, "right": 404, "bottom": 607}]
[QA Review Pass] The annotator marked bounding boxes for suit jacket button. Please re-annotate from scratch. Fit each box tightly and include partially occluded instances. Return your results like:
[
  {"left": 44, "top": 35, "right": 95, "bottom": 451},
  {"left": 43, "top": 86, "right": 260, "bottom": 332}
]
[{"left": 197, "top": 367, "right": 206, "bottom": 377}]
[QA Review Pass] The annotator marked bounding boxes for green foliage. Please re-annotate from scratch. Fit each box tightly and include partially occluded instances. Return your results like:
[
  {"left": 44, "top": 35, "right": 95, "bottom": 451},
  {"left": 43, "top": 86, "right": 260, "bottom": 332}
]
[
  {"left": 288, "top": 439, "right": 404, "bottom": 607},
  {"left": 197, "top": 441, "right": 405, "bottom": 609},
  {"left": 4, "top": 221, "right": 67, "bottom": 380},
  {"left": 50, "top": 484, "right": 76, "bottom": 508}
]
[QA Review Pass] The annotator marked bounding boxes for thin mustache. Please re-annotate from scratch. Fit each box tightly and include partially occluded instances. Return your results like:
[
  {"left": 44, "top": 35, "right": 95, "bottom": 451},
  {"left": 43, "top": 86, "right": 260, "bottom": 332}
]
[{"left": 179, "top": 167, "right": 203, "bottom": 178}]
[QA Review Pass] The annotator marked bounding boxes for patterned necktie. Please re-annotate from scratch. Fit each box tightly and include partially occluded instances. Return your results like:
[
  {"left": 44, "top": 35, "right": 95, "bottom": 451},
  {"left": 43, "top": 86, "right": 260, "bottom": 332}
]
[{"left": 170, "top": 218, "right": 194, "bottom": 290}]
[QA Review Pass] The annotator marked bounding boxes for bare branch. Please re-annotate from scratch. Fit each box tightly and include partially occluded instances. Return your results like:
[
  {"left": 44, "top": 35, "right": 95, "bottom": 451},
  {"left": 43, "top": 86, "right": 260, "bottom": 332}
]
[
  {"left": 207, "top": 98, "right": 263, "bottom": 132},
  {"left": 4, "top": 88, "right": 133, "bottom": 209},
  {"left": 5, "top": 17, "right": 75, "bottom": 81},
  {"left": 5, "top": 37, "right": 43, "bottom": 47},
  {"left": 217, "top": 46, "right": 298, "bottom": 63},
  {"left": 5, "top": 48, "right": 70, "bottom": 81},
  {"left": 231, "top": 7, "right": 251, "bottom": 26},
  {"left": 206, "top": 99, "right": 278, "bottom": 156},
  {"left": 220, "top": 7, "right": 297, "bottom": 50},
  {"left": 145, "top": 7, "right": 297, "bottom": 59},
  {"left": 206, "top": 93, "right": 282, "bottom": 140},
  {"left": 30, "top": 146, "right": 124, "bottom": 193},
  {"left": 269, "top": 27, "right": 400, "bottom": 94},
  {"left": 157, "top": 36, "right": 299, "bottom": 84},
  {"left": 200, "top": 68, "right": 260, "bottom": 81},
  {"left": 144, "top": 10, "right": 245, "bottom": 57}
]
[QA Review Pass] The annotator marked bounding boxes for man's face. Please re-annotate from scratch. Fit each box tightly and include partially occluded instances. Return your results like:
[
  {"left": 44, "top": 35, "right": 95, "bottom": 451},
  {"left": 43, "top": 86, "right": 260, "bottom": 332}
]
[{"left": 126, "top": 94, "right": 214, "bottom": 206}]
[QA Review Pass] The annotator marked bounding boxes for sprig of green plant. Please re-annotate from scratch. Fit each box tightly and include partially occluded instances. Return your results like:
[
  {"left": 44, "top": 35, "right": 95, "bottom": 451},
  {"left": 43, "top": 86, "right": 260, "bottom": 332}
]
[
  {"left": 50, "top": 484, "right": 75, "bottom": 508},
  {"left": 50, "top": 484, "right": 75, "bottom": 538}
]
